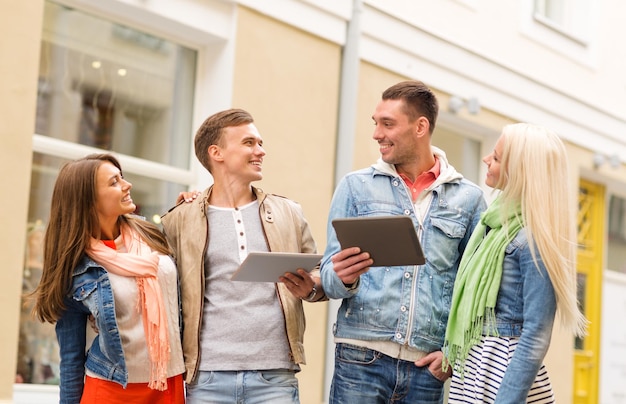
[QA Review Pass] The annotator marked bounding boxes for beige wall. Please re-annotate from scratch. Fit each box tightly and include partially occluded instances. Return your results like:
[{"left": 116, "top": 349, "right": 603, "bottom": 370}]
[
  {"left": 0, "top": 1, "right": 44, "bottom": 402},
  {"left": 232, "top": 7, "right": 342, "bottom": 403}
]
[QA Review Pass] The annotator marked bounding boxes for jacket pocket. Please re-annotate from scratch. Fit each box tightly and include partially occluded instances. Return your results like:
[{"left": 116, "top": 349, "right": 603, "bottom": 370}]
[
  {"left": 426, "top": 216, "right": 466, "bottom": 272},
  {"left": 72, "top": 281, "right": 98, "bottom": 302}
]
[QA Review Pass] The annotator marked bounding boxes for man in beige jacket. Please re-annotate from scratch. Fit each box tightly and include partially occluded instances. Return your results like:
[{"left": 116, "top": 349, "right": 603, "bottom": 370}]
[{"left": 161, "top": 108, "right": 325, "bottom": 404}]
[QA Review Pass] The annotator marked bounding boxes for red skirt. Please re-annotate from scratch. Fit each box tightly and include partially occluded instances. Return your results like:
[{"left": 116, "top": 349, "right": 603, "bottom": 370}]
[{"left": 80, "top": 374, "right": 185, "bottom": 404}]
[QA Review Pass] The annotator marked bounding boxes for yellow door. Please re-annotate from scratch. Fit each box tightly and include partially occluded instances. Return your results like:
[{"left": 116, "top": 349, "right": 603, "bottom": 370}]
[{"left": 574, "top": 179, "right": 604, "bottom": 404}]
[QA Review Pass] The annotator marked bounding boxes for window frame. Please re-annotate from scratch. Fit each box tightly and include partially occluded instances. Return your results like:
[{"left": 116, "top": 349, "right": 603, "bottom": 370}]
[
  {"left": 521, "top": 0, "right": 598, "bottom": 66},
  {"left": 15, "top": 0, "right": 236, "bottom": 400}
]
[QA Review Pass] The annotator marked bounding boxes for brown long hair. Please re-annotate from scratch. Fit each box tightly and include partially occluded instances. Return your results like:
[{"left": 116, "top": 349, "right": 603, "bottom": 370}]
[{"left": 32, "top": 153, "right": 171, "bottom": 323}]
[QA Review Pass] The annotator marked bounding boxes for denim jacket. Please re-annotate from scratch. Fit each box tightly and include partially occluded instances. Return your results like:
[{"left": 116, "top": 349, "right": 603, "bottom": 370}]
[
  {"left": 56, "top": 255, "right": 126, "bottom": 404},
  {"left": 490, "top": 228, "right": 557, "bottom": 403},
  {"left": 320, "top": 149, "right": 486, "bottom": 353}
]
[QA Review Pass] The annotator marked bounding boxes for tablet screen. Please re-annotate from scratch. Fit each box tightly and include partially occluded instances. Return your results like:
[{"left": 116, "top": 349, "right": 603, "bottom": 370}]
[
  {"left": 231, "top": 252, "right": 322, "bottom": 282},
  {"left": 331, "top": 215, "right": 425, "bottom": 267}
]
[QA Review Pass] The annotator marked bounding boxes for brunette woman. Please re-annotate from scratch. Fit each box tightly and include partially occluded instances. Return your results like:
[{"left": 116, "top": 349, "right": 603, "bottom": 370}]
[{"left": 33, "top": 153, "right": 185, "bottom": 404}]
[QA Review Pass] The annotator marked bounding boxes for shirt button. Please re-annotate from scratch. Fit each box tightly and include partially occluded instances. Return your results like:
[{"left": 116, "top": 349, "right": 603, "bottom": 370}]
[
  {"left": 403, "top": 209, "right": 411, "bottom": 215},
  {"left": 396, "top": 333, "right": 402, "bottom": 339},
  {"left": 400, "top": 306, "right": 407, "bottom": 312},
  {"left": 404, "top": 272, "right": 411, "bottom": 279}
]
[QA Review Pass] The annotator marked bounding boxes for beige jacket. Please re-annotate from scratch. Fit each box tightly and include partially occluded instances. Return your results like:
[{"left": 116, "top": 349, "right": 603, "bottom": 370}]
[{"left": 161, "top": 186, "right": 317, "bottom": 383}]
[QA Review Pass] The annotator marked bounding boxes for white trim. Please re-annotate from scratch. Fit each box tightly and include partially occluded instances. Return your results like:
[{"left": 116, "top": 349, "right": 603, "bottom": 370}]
[
  {"left": 33, "top": 134, "right": 196, "bottom": 185},
  {"left": 605, "top": 269, "right": 626, "bottom": 285},
  {"left": 54, "top": 0, "right": 236, "bottom": 47},
  {"left": 236, "top": 0, "right": 350, "bottom": 45},
  {"left": 13, "top": 383, "right": 59, "bottom": 404},
  {"left": 452, "top": 0, "right": 478, "bottom": 11}
]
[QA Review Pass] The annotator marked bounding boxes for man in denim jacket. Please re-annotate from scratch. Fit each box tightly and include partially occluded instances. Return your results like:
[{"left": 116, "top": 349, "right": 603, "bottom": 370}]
[{"left": 320, "top": 80, "right": 486, "bottom": 404}]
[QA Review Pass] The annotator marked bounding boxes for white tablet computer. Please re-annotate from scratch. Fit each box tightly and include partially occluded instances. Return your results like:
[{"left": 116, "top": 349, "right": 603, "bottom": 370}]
[
  {"left": 331, "top": 215, "right": 425, "bottom": 267},
  {"left": 231, "top": 252, "right": 323, "bottom": 282}
]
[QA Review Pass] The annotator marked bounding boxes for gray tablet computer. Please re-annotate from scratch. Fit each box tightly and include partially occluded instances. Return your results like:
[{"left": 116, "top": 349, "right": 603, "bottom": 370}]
[
  {"left": 231, "top": 252, "right": 323, "bottom": 282},
  {"left": 331, "top": 215, "right": 425, "bottom": 267}
]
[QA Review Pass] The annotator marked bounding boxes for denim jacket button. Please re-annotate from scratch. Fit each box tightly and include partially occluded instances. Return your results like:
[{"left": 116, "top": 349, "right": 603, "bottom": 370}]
[
  {"left": 400, "top": 306, "right": 407, "bottom": 312},
  {"left": 404, "top": 272, "right": 410, "bottom": 279}
]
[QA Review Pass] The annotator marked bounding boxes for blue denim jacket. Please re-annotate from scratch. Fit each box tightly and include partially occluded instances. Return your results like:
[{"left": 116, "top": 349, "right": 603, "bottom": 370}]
[
  {"left": 56, "top": 256, "right": 128, "bottom": 404},
  {"left": 490, "top": 228, "right": 557, "bottom": 403},
  {"left": 321, "top": 153, "right": 486, "bottom": 353}
]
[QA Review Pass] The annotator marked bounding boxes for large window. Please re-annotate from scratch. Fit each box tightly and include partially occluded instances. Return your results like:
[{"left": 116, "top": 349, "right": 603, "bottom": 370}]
[{"left": 16, "top": 0, "right": 197, "bottom": 386}]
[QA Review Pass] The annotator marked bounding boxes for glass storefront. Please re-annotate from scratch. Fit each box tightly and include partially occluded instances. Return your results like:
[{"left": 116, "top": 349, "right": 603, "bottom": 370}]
[
  {"left": 37, "top": 2, "right": 196, "bottom": 168},
  {"left": 16, "top": 0, "right": 197, "bottom": 386}
]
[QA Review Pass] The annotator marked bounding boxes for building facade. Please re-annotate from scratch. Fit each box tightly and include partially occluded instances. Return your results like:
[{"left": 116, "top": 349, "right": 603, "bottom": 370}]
[{"left": 3, "top": 1, "right": 626, "bottom": 403}]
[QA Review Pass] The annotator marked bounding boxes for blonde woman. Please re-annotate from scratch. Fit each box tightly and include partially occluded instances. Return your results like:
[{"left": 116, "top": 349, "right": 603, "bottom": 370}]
[
  {"left": 443, "top": 123, "right": 587, "bottom": 403},
  {"left": 32, "top": 154, "right": 185, "bottom": 404}
]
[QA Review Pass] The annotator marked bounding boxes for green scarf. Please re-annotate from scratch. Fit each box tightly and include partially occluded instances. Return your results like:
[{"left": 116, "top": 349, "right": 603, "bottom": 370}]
[{"left": 442, "top": 196, "right": 522, "bottom": 372}]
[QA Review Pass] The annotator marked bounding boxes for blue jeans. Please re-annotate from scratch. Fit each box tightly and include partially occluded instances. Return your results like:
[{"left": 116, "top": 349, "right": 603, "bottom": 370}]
[
  {"left": 186, "top": 369, "right": 299, "bottom": 404},
  {"left": 329, "top": 343, "right": 444, "bottom": 404}
]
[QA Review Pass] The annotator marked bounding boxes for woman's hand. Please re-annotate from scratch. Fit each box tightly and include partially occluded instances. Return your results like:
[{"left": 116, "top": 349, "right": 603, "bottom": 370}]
[{"left": 176, "top": 190, "right": 200, "bottom": 204}]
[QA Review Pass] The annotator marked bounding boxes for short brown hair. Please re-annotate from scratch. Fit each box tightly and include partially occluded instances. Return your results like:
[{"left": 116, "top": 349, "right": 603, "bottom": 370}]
[
  {"left": 194, "top": 108, "right": 254, "bottom": 172},
  {"left": 382, "top": 80, "right": 439, "bottom": 134}
]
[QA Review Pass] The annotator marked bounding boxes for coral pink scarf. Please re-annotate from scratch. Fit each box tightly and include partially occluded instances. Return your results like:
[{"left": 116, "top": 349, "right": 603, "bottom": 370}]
[{"left": 87, "top": 224, "right": 170, "bottom": 391}]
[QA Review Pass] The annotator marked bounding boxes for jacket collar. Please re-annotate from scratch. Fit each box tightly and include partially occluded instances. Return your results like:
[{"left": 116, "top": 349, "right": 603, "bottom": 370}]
[
  {"left": 198, "top": 185, "right": 267, "bottom": 217},
  {"left": 371, "top": 146, "right": 463, "bottom": 186}
]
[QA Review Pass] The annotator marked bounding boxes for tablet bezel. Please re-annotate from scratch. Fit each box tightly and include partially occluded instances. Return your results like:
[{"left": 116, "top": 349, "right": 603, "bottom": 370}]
[
  {"left": 331, "top": 215, "right": 425, "bottom": 267},
  {"left": 230, "top": 251, "right": 323, "bottom": 282}
]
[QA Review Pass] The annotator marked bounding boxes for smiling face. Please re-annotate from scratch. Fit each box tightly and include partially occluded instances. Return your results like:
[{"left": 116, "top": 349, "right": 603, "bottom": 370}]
[
  {"left": 95, "top": 161, "right": 135, "bottom": 232},
  {"left": 371, "top": 98, "right": 423, "bottom": 166},
  {"left": 483, "top": 134, "right": 506, "bottom": 189},
  {"left": 211, "top": 123, "right": 265, "bottom": 183}
]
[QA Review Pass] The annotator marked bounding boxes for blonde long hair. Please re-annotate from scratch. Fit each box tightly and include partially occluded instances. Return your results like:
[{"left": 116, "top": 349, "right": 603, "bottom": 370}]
[{"left": 495, "top": 123, "right": 587, "bottom": 337}]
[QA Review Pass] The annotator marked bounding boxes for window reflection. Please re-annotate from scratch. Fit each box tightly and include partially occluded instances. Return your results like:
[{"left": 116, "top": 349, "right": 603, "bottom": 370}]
[
  {"left": 37, "top": 1, "right": 196, "bottom": 168},
  {"left": 608, "top": 195, "right": 626, "bottom": 273},
  {"left": 17, "top": 221, "right": 58, "bottom": 385}
]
